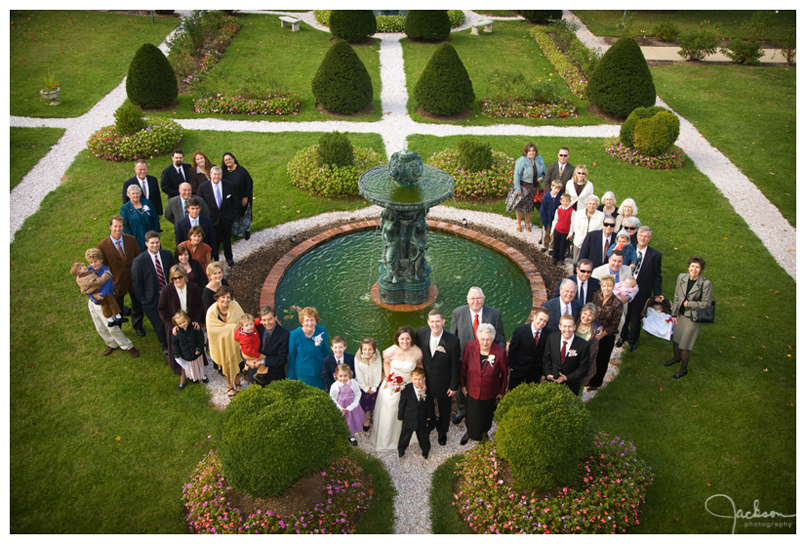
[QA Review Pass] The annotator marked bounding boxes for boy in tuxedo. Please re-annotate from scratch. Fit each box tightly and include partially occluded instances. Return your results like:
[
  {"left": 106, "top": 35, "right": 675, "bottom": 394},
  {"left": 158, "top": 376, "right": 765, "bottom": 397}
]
[
  {"left": 398, "top": 367, "right": 431, "bottom": 459},
  {"left": 320, "top": 336, "right": 355, "bottom": 392}
]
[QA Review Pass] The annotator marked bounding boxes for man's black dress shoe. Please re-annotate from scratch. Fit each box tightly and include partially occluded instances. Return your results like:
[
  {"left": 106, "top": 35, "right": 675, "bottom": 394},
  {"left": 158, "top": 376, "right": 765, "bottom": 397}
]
[
  {"left": 438, "top": 434, "right": 447, "bottom": 446},
  {"left": 227, "top": 259, "right": 235, "bottom": 267},
  {"left": 398, "top": 450, "right": 404, "bottom": 458},
  {"left": 244, "top": 231, "right": 251, "bottom": 241},
  {"left": 664, "top": 359, "right": 680, "bottom": 367},
  {"left": 459, "top": 433, "right": 470, "bottom": 446},
  {"left": 452, "top": 413, "right": 464, "bottom": 425},
  {"left": 122, "top": 306, "right": 132, "bottom": 316},
  {"left": 135, "top": 328, "right": 146, "bottom": 337},
  {"left": 615, "top": 337, "right": 625, "bottom": 348},
  {"left": 629, "top": 343, "right": 638, "bottom": 352},
  {"left": 422, "top": 451, "right": 429, "bottom": 459},
  {"left": 672, "top": 369, "right": 688, "bottom": 380}
]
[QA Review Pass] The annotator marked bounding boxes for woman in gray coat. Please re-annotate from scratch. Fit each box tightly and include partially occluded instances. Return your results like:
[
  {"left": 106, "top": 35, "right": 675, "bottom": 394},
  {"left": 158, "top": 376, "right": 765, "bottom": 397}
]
[{"left": 664, "top": 256, "right": 712, "bottom": 379}]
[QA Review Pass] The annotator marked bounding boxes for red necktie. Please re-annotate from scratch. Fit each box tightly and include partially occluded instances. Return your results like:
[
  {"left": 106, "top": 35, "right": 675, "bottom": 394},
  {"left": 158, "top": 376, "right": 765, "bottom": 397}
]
[
  {"left": 561, "top": 340, "right": 568, "bottom": 364},
  {"left": 154, "top": 255, "right": 166, "bottom": 288},
  {"left": 534, "top": 329, "right": 540, "bottom": 345},
  {"left": 604, "top": 236, "right": 611, "bottom": 261},
  {"left": 473, "top": 314, "right": 479, "bottom": 339}
]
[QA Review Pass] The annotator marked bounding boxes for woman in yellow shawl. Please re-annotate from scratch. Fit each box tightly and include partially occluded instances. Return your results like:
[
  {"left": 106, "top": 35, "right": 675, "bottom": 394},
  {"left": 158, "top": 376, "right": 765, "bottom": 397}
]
[{"left": 205, "top": 285, "right": 244, "bottom": 399}]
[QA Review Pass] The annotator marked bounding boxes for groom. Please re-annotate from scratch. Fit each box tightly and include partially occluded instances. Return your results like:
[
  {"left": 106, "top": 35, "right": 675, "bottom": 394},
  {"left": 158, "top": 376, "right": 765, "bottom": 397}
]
[{"left": 415, "top": 309, "right": 461, "bottom": 446}]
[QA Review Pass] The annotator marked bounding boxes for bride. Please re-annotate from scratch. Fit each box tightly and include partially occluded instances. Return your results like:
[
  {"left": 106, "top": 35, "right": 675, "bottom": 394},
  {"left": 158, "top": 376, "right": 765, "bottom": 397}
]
[{"left": 370, "top": 326, "right": 423, "bottom": 451}]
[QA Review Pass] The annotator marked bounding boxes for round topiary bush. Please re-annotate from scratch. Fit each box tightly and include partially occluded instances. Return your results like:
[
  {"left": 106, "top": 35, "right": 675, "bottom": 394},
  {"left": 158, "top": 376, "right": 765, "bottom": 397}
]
[
  {"left": 312, "top": 40, "right": 373, "bottom": 115},
  {"left": 427, "top": 148, "right": 514, "bottom": 200},
  {"left": 587, "top": 37, "right": 656, "bottom": 119},
  {"left": 126, "top": 43, "right": 178, "bottom": 109},
  {"left": 329, "top": 10, "right": 377, "bottom": 43},
  {"left": 217, "top": 380, "right": 349, "bottom": 498},
  {"left": 633, "top": 110, "right": 680, "bottom": 156},
  {"left": 494, "top": 382, "right": 595, "bottom": 491},
  {"left": 113, "top": 102, "right": 147, "bottom": 136},
  {"left": 288, "top": 144, "right": 384, "bottom": 198},
  {"left": 405, "top": 10, "right": 451, "bottom": 42},
  {"left": 317, "top": 131, "right": 355, "bottom": 167},
  {"left": 413, "top": 43, "right": 475, "bottom": 116},
  {"left": 457, "top": 137, "right": 493, "bottom": 173},
  {"left": 619, "top": 105, "right": 667, "bottom": 147},
  {"left": 86, "top": 117, "right": 183, "bottom": 162},
  {"left": 520, "top": 10, "right": 563, "bottom": 24}
]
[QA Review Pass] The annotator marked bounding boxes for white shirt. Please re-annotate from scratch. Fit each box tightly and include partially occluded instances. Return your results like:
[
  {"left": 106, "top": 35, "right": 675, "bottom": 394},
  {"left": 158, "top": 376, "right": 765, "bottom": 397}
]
[
  {"left": 430, "top": 330, "right": 443, "bottom": 356},
  {"left": 176, "top": 285, "right": 187, "bottom": 312},
  {"left": 560, "top": 334, "right": 576, "bottom": 357},
  {"left": 577, "top": 278, "right": 588, "bottom": 302},
  {"left": 635, "top": 247, "right": 646, "bottom": 277},
  {"left": 149, "top": 251, "right": 165, "bottom": 276},
  {"left": 530, "top": 321, "right": 542, "bottom": 341},
  {"left": 190, "top": 216, "right": 199, "bottom": 227},
  {"left": 136, "top": 176, "right": 149, "bottom": 199},
  {"left": 561, "top": 301, "right": 573, "bottom": 316}
]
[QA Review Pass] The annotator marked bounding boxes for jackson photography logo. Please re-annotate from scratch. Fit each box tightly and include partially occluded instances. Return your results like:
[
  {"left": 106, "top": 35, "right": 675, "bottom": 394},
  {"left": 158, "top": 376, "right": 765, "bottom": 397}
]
[{"left": 705, "top": 494, "right": 795, "bottom": 533}]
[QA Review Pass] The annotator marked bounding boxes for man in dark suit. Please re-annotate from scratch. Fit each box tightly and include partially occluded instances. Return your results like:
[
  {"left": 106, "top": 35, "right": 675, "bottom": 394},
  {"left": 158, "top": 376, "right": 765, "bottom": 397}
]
[
  {"left": 542, "top": 279, "right": 583, "bottom": 334},
  {"left": 122, "top": 160, "right": 163, "bottom": 217},
  {"left": 415, "top": 309, "right": 461, "bottom": 446},
  {"left": 97, "top": 215, "right": 146, "bottom": 336},
  {"left": 320, "top": 336, "right": 356, "bottom": 392},
  {"left": 543, "top": 314, "right": 591, "bottom": 396},
  {"left": 252, "top": 306, "right": 290, "bottom": 386},
  {"left": 164, "top": 182, "right": 210, "bottom": 225},
  {"left": 618, "top": 226, "right": 663, "bottom": 352},
  {"left": 397, "top": 367, "right": 431, "bottom": 459},
  {"left": 554, "top": 260, "right": 601, "bottom": 304},
  {"left": 131, "top": 230, "right": 176, "bottom": 355},
  {"left": 198, "top": 166, "right": 238, "bottom": 266},
  {"left": 544, "top": 147, "right": 575, "bottom": 186},
  {"left": 449, "top": 286, "right": 505, "bottom": 424},
  {"left": 578, "top": 217, "right": 617, "bottom": 270},
  {"left": 160, "top": 149, "right": 194, "bottom": 199},
  {"left": 507, "top": 307, "right": 550, "bottom": 390},
  {"left": 174, "top": 197, "right": 217, "bottom": 256}
]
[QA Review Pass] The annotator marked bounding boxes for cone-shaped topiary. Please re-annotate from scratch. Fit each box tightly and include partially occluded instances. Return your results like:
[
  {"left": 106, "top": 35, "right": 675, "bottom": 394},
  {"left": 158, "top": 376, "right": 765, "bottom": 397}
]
[
  {"left": 405, "top": 10, "right": 451, "bottom": 42},
  {"left": 312, "top": 40, "right": 373, "bottom": 115},
  {"left": 126, "top": 43, "right": 178, "bottom": 109},
  {"left": 587, "top": 37, "right": 656, "bottom": 119},
  {"left": 330, "top": 10, "right": 377, "bottom": 43},
  {"left": 217, "top": 379, "right": 349, "bottom": 498},
  {"left": 494, "top": 382, "right": 595, "bottom": 491},
  {"left": 413, "top": 43, "right": 475, "bottom": 116},
  {"left": 317, "top": 131, "right": 354, "bottom": 167}
]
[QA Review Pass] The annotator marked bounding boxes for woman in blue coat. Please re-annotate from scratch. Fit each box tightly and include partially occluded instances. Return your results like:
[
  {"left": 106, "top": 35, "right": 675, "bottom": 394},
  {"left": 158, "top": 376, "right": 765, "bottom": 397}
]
[
  {"left": 288, "top": 306, "right": 330, "bottom": 390},
  {"left": 121, "top": 184, "right": 160, "bottom": 251},
  {"left": 507, "top": 141, "right": 545, "bottom": 232}
]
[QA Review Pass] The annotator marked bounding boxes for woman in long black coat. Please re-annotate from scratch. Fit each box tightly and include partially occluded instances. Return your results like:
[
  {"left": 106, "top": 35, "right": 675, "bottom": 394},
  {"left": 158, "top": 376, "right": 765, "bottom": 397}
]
[
  {"left": 223, "top": 152, "right": 254, "bottom": 240},
  {"left": 158, "top": 265, "right": 206, "bottom": 388}
]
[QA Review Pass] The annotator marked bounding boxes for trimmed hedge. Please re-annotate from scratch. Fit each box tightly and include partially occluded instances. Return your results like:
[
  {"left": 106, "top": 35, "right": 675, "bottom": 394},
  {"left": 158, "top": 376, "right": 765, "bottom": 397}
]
[
  {"left": 619, "top": 105, "right": 668, "bottom": 147},
  {"left": 113, "top": 102, "right": 147, "bottom": 136},
  {"left": 413, "top": 43, "right": 475, "bottom": 116},
  {"left": 126, "top": 43, "right": 178, "bottom": 109},
  {"left": 587, "top": 37, "right": 656, "bottom": 119},
  {"left": 287, "top": 144, "right": 384, "bottom": 198},
  {"left": 426, "top": 148, "right": 514, "bottom": 200},
  {"left": 317, "top": 131, "right": 354, "bottom": 167},
  {"left": 311, "top": 40, "right": 373, "bottom": 115},
  {"left": 520, "top": 10, "right": 562, "bottom": 24},
  {"left": 620, "top": 106, "right": 680, "bottom": 157},
  {"left": 457, "top": 137, "right": 493, "bottom": 173},
  {"left": 405, "top": 10, "right": 451, "bottom": 42},
  {"left": 330, "top": 10, "right": 377, "bottom": 43},
  {"left": 86, "top": 117, "right": 183, "bottom": 162}
]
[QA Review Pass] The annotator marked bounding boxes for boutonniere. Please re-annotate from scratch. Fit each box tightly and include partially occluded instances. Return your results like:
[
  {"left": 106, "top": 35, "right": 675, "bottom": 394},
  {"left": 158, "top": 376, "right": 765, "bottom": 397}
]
[
  {"left": 435, "top": 345, "right": 446, "bottom": 353},
  {"left": 486, "top": 354, "right": 496, "bottom": 367},
  {"left": 143, "top": 205, "right": 150, "bottom": 212},
  {"left": 567, "top": 349, "right": 578, "bottom": 357},
  {"left": 313, "top": 332, "right": 324, "bottom": 347},
  {"left": 225, "top": 193, "right": 231, "bottom": 198}
]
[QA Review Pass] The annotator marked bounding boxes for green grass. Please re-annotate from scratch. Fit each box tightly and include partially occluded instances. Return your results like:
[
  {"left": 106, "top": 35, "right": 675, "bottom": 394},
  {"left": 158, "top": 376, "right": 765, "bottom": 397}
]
[
  {"left": 472, "top": 10, "right": 518, "bottom": 17},
  {"left": 10, "top": 126, "right": 66, "bottom": 190},
  {"left": 160, "top": 13, "right": 382, "bottom": 122},
  {"left": 10, "top": 130, "right": 385, "bottom": 533},
  {"left": 411, "top": 135, "right": 795, "bottom": 534},
  {"left": 10, "top": 11, "right": 178, "bottom": 118},
  {"left": 401, "top": 20, "right": 604, "bottom": 126},
  {"left": 430, "top": 454, "right": 472, "bottom": 534},
  {"left": 650, "top": 64, "right": 796, "bottom": 227},
  {"left": 573, "top": 10, "right": 796, "bottom": 41},
  {"left": 351, "top": 449, "right": 396, "bottom": 533}
]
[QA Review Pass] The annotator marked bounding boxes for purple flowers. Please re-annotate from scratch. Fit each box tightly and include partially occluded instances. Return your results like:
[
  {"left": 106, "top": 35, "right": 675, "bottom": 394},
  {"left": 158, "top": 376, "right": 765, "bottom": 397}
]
[{"left": 604, "top": 139, "right": 686, "bottom": 170}]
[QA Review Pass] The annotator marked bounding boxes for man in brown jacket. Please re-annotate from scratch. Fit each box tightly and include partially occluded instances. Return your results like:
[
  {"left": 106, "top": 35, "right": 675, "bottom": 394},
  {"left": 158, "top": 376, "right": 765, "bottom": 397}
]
[{"left": 97, "top": 215, "right": 146, "bottom": 336}]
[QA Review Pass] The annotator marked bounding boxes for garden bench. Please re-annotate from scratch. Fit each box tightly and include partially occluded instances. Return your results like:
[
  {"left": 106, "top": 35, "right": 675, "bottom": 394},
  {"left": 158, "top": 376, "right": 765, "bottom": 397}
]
[
  {"left": 470, "top": 19, "right": 494, "bottom": 35},
  {"left": 279, "top": 16, "right": 300, "bottom": 31}
]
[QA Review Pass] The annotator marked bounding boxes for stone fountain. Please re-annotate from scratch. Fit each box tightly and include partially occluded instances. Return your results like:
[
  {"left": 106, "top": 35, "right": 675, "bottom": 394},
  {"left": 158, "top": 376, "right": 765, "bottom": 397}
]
[{"left": 358, "top": 150, "right": 454, "bottom": 305}]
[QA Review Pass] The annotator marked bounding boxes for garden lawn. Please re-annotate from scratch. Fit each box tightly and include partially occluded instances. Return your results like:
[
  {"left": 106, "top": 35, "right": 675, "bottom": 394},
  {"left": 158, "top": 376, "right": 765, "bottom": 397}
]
[
  {"left": 410, "top": 135, "right": 795, "bottom": 534},
  {"left": 573, "top": 10, "right": 796, "bottom": 41},
  {"left": 401, "top": 20, "right": 604, "bottom": 126},
  {"left": 10, "top": 130, "right": 384, "bottom": 533},
  {"left": 161, "top": 13, "right": 382, "bottom": 122},
  {"left": 651, "top": 64, "right": 796, "bottom": 227},
  {"left": 10, "top": 126, "right": 66, "bottom": 191},
  {"left": 10, "top": 11, "right": 178, "bottom": 118}
]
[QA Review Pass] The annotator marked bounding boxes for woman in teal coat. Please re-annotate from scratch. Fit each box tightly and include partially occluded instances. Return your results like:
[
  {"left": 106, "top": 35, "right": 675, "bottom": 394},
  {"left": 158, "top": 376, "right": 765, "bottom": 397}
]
[
  {"left": 288, "top": 306, "right": 330, "bottom": 390},
  {"left": 507, "top": 141, "right": 545, "bottom": 232},
  {"left": 121, "top": 184, "right": 160, "bottom": 251}
]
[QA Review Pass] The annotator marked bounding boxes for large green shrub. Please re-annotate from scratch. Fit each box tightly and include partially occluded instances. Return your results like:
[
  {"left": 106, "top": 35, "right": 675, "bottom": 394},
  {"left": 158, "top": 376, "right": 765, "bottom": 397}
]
[
  {"left": 720, "top": 39, "right": 764, "bottom": 65},
  {"left": 311, "top": 40, "right": 373, "bottom": 115},
  {"left": 217, "top": 380, "right": 348, "bottom": 498},
  {"left": 677, "top": 29, "right": 719, "bottom": 61},
  {"left": 494, "top": 382, "right": 594, "bottom": 491},
  {"left": 86, "top": 117, "right": 183, "bottom": 162},
  {"left": 317, "top": 131, "right": 354, "bottom": 167},
  {"left": 413, "top": 43, "right": 475, "bottom": 116},
  {"left": 457, "top": 137, "right": 493, "bottom": 173},
  {"left": 633, "top": 111, "right": 681, "bottom": 156},
  {"left": 126, "top": 43, "right": 178, "bottom": 109},
  {"left": 652, "top": 22, "right": 680, "bottom": 42},
  {"left": 587, "top": 37, "right": 656, "bottom": 119},
  {"left": 330, "top": 10, "right": 377, "bottom": 43},
  {"left": 427, "top": 148, "right": 514, "bottom": 200},
  {"left": 619, "top": 105, "right": 667, "bottom": 147},
  {"left": 288, "top": 144, "right": 384, "bottom": 198},
  {"left": 520, "top": 10, "right": 562, "bottom": 24},
  {"left": 405, "top": 10, "right": 451, "bottom": 42},
  {"left": 113, "top": 102, "right": 147, "bottom": 136}
]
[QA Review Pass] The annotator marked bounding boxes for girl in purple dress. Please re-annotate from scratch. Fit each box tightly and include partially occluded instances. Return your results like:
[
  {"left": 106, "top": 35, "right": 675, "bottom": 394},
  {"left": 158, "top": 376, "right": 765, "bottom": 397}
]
[{"left": 329, "top": 363, "right": 365, "bottom": 446}]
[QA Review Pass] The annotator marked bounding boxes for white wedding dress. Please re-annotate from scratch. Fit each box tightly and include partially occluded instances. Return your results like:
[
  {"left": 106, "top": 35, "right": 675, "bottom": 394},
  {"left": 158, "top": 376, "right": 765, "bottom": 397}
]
[{"left": 370, "top": 359, "right": 417, "bottom": 451}]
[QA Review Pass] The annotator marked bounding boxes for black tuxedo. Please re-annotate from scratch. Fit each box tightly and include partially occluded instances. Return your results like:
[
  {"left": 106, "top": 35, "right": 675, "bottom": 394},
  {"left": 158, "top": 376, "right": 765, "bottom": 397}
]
[
  {"left": 541, "top": 297, "right": 583, "bottom": 335},
  {"left": 198, "top": 179, "right": 238, "bottom": 262},
  {"left": 131, "top": 249, "right": 176, "bottom": 349},
  {"left": 545, "top": 160, "right": 575, "bottom": 185},
  {"left": 122, "top": 175, "right": 163, "bottom": 216},
  {"left": 554, "top": 274, "right": 600, "bottom": 304},
  {"left": 508, "top": 322, "right": 549, "bottom": 389},
  {"left": 542, "top": 333, "right": 590, "bottom": 395},
  {"left": 320, "top": 352, "right": 356, "bottom": 392},
  {"left": 620, "top": 245, "right": 663, "bottom": 346},
  {"left": 160, "top": 162, "right": 194, "bottom": 199},
  {"left": 253, "top": 321, "right": 290, "bottom": 385},
  {"left": 175, "top": 214, "right": 217, "bottom": 258},
  {"left": 578, "top": 229, "right": 615, "bottom": 270},
  {"left": 415, "top": 327, "right": 460, "bottom": 438},
  {"left": 397, "top": 383, "right": 431, "bottom": 457}
]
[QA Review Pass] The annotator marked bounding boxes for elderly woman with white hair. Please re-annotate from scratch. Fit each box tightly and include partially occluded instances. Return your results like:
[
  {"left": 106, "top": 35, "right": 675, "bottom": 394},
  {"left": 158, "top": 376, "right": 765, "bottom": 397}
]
[
  {"left": 620, "top": 215, "right": 643, "bottom": 246},
  {"left": 120, "top": 184, "right": 160, "bottom": 251},
  {"left": 459, "top": 322, "right": 509, "bottom": 445},
  {"left": 614, "top": 198, "right": 639, "bottom": 233},
  {"left": 572, "top": 194, "right": 604, "bottom": 263},
  {"left": 598, "top": 191, "right": 619, "bottom": 222}
]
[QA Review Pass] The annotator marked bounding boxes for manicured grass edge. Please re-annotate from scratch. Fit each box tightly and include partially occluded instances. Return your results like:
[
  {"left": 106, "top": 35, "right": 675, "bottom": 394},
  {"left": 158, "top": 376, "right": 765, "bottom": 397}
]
[
  {"left": 430, "top": 454, "right": 472, "bottom": 534},
  {"left": 352, "top": 448, "right": 395, "bottom": 533}
]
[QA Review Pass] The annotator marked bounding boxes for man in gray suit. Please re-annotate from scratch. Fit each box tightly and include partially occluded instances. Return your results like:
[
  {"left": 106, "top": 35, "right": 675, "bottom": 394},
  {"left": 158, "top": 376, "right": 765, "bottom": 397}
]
[
  {"left": 544, "top": 147, "right": 575, "bottom": 186},
  {"left": 449, "top": 286, "right": 505, "bottom": 424},
  {"left": 164, "top": 182, "right": 210, "bottom": 225}
]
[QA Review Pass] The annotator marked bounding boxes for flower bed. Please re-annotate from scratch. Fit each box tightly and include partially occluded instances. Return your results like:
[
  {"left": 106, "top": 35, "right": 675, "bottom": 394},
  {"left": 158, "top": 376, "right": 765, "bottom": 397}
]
[
  {"left": 530, "top": 26, "right": 589, "bottom": 99},
  {"left": 86, "top": 117, "right": 183, "bottom": 162},
  {"left": 426, "top": 149, "right": 514, "bottom": 201},
  {"left": 287, "top": 145, "right": 385, "bottom": 198},
  {"left": 604, "top": 138, "right": 686, "bottom": 170},
  {"left": 183, "top": 450, "right": 371, "bottom": 534},
  {"left": 170, "top": 13, "right": 241, "bottom": 92},
  {"left": 479, "top": 97, "right": 578, "bottom": 119},
  {"left": 453, "top": 433, "right": 654, "bottom": 534},
  {"left": 193, "top": 92, "right": 301, "bottom": 115}
]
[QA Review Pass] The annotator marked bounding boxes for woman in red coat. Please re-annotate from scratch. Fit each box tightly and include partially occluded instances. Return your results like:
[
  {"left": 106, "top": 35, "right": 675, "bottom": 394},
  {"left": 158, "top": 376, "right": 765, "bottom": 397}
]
[
  {"left": 158, "top": 265, "right": 206, "bottom": 389},
  {"left": 460, "top": 323, "right": 509, "bottom": 445}
]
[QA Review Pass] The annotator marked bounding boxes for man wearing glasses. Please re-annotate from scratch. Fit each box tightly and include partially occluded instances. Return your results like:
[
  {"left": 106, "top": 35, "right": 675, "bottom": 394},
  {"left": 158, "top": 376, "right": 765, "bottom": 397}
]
[
  {"left": 578, "top": 217, "right": 617, "bottom": 269},
  {"left": 554, "top": 259, "right": 600, "bottom": 304},
  {"left": 545, "top": 147, "right": 575, "bottom": 185}
]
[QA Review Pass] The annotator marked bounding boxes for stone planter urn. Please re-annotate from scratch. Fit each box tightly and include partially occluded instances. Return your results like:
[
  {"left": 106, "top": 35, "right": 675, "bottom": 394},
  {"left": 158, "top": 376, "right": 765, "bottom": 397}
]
[{"left": 40, "top": 88, "right": 61, "bottom": 105}]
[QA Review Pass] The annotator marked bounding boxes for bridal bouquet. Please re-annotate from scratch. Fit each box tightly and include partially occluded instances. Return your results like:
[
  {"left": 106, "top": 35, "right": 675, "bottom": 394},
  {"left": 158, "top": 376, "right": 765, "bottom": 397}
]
[{"left": 384, "top": 372, "right": 405, "bottom": 393}]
